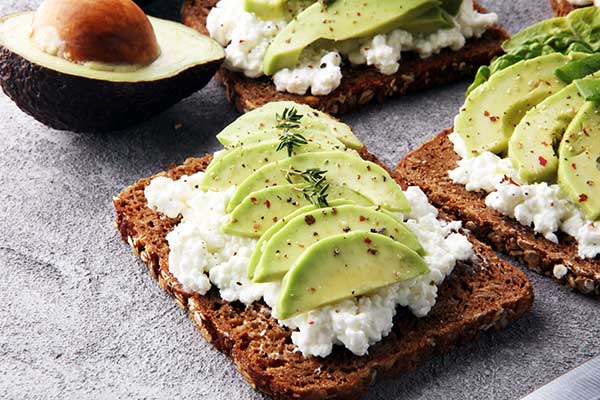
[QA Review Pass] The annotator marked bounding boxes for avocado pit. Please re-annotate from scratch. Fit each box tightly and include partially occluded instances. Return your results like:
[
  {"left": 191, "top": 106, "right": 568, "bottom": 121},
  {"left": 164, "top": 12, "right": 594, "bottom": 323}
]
[{"left": 31, "top": 0, "right": 160, "bottom": 68}]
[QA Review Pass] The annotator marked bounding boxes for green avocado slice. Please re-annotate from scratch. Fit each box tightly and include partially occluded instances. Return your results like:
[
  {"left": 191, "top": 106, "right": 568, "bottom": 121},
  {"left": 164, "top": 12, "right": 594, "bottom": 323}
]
[
  {"left": 455, "top": 53, "right": 584, "bottom": 157},
  {"left": 276, "top": 231, "right": 429, "bottom": 319},
  {"left": 224, "top": 128, "right": 348, "bottom": 150},
  {"left": 558, "top": 101, "right": 600, "bottom": 220},
  {"left": 217, "top": 101, "right": 362, "bottom": 150},
  {"left": 227, "top": 151, "right": 410, "bottom": 213},
  {"left": 0, "top": 12, "right": 224, "bottom": 131},
  {"left": 223, "top": 183, "right": 373, "bottom": 238},
  {"left": 246, "top": 200, "right": 354, "bottom": 280},
  {"left": 201, "top": 140, "right": 345, "bottom": 191},
  {"left": 508, "top": 82, "right": 586, "bottom": 183},
  {"left": 244, "top": 0, "right": 287, "bottom": 20},
  {"left": 253, "top": 205, "right": 423, "bottom": 283},
  {"left": 262, "top": 0, "right": 440, "bottom": 75}
]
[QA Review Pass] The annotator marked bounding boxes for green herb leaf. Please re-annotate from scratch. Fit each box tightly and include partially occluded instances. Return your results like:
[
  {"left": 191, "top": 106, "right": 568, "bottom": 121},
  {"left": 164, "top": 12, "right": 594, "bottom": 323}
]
[
  {"left": 284, "top": 168, "right": 330, "bottom": 208},
  {"left": 555, "top": 53, "right": 600, "bottom": 83},
  {"left": 276, "top": 107, "right": 303, "bottom": 132},
  {"left": 276, "top": 132, "right": 309, "bottom": 157}
]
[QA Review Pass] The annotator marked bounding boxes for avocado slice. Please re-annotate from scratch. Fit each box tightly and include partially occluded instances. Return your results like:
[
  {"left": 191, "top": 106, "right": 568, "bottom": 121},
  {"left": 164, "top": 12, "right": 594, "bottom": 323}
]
[
  {"left": 246, "top": 200, "right": 354, "bottom": 280},
  {"left": 217, "top": 101, "right": 362, "bottom": 150},
  {"left": 509, "top": 83, "right": 586, "bottom": 183},
  {"left": 224, "top": 184, "right": 372, "bottom": 238},
  {"left": 253, "top": 205, "right": 423, "bottom": 283},
  {"left": 201, "top": 140, "right": 344, "bottom": 191},
  {"left": 224, "top": 128, "right": 348, "bottom": 150},
  {"left": 455, "top": 53, "right": 584, "bottom": 157},
  {"left": 276, "top": 231, "right": 429, "bottom": 319},
  {"left": 0, "top": 12, "right": 224, "bottom": 132},
  {"left": 558, "top": 101, "right": 600, "bottom": 220},
  {"left": 227, "top": 151, "right": 410, "bottom": 213},
  {"left": 262, "top": 0, "right": 441, "bottom": 75}
]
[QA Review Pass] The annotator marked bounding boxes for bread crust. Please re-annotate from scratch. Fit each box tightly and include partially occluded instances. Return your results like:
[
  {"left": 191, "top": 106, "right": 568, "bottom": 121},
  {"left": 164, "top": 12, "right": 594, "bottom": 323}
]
[
  {"left": 550, "top": 0, "right": 578, "bottom": 16},
  {"left": 114, "top": 150, "right": 533, "bottom": 399},
  {"left": 180, "top": 0, "right": 509, "bottom": 114},
  {"left": 395, "top": 129, "right": 600, "bottom": 298}
]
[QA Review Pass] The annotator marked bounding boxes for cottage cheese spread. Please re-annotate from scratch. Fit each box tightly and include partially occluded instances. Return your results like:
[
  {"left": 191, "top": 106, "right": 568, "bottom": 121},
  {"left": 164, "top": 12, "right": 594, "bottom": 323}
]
[
  {"left": 145, "top": 173, "right": 473, "bottom": 357},
  {"left": 206, "top": 0, "right": 497, "bottom": 95},
  {"left": 449, "top": 132, "right": 600, "bottom": 259}
]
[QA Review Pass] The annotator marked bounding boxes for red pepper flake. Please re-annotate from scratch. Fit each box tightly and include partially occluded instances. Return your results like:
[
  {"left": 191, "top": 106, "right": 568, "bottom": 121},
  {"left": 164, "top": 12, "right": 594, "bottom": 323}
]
[
  {"left": 572, "top": 163, "right": 577, "bottom": 170},
  {"left": 359, "top": 215, "right": 366, "bottom": 222},
  {"left": 305, "top": 215, "right": 316, "bottom": 225},
  {"left": 484, "top": 111, "right": 490, "bottom": 117},
  {"left": 308, "top": 321, "right": 315, "bottom": 325},
  {"left": 583, "top": 128, "right": 590, "bottom": 137},
  {"left": 579, "top": 193, "right": 588, "bottom": 202},
  {"left": 490, "top": 116, "right": 499, "bottom": 122},
  {"left": 250, "top": 197, "right": 258, "bottom": 204},
  {"left": 538, "top": 156, "right": 547, "bottom": 166},
  {"left": 265, "top": 199, "right": 271, "bottom": 209},
  {"left": 364, "top": 237, "right": 372, "bottom": 245}
]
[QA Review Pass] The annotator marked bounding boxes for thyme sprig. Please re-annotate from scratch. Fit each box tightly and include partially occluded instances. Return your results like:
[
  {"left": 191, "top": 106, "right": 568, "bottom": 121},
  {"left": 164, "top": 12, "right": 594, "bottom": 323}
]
[
  {"left": 285, "top": 168, "right": 330, "bottom": 208},
  {"left": 276, "top": 107, "right": 307, "bottom": 156}
]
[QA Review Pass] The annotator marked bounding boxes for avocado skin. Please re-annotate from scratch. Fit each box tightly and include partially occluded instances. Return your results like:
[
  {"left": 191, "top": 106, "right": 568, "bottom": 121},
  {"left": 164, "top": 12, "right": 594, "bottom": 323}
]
[{"left": 0, "top": 46, "right": 222, "bottom": 132}]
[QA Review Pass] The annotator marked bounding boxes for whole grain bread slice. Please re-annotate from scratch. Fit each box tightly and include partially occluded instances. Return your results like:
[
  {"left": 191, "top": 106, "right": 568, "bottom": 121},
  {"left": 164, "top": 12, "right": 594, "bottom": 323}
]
[
  {"left": 550, "top": 0, "right": 578, "bottom": 16},
  {"left": 395, "top": 129, "right": 600, "bottom": 298},
  {"left": 114, "top": 149, "right": 533, "bottom": 400},
  {"left": 181, "top": 0, "right": 509, "bottom": 115}
]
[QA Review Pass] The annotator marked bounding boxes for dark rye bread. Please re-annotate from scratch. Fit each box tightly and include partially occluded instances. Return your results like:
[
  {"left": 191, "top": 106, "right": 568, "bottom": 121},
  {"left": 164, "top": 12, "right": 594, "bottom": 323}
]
[
  {"left": 550, "top": 0, "right": 578, "bottom": 16},
  {"left": 395, "top": 129, "right": 600, "bottom": 298},
  {"left": 114, "top": 150, "right": 533, "bottom": 399},
  {"left": 181, "top": 0, "right": 509, "bottom": 114}
]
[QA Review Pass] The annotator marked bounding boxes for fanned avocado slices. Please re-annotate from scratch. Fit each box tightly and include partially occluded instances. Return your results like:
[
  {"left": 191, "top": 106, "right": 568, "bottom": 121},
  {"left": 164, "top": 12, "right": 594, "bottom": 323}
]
[
  {"left": 276, "top": 231, "right": 429, "bottom": 319},
  {"left": 252, "top": 205, "right": 423, "bottom": 283},
  {"left": 455, "top": 53, "right": 585, "bottom": 156},
  {"left": 227, "top": 151, "right": 410, "bottom": 213},
  {"left": 224, "top": 184, "right": 372, "bottom": 238},
  {"left": 0, "top": 12, "right": 224, "bottom": 132},
  {"left": 201, "top": 140, "right": 344, "bottom": 191}
]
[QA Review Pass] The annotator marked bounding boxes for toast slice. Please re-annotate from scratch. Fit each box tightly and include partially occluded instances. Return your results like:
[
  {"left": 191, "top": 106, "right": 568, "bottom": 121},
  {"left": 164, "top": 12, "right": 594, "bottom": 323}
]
[
  {"left": 550, "top": 0, "right": 578, "bottom": 16},
  {"left": 114, "top": 150, "right": 533, "bottom": 400},
  {"left": 181, "top": 0, "right": 509, "bottom": 114},
  {"left": 395, "top": 129, "right": 600, "bottom": 298}
]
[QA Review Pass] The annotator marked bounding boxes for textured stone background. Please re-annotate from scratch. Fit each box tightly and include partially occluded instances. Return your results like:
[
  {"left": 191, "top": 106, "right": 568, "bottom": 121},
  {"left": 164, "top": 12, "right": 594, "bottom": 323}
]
[{"left": 0, "top": 1, "right": 598, "bottom": 399}]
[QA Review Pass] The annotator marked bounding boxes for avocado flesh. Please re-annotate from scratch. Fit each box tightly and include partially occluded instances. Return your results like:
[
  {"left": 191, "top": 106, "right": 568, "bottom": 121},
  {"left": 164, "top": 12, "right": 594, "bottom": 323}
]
[
  {"left": 224, "top": 128, "right": 348, "bottom": 150},
  {"left": 227, "top": 151, "right": 410, "bottom": 213},
  {"left": 217, "top": 101, "right": 362, "bottom": 150},
  {"left": 246, "top": 200, "right": 354, "bottom": 280},
  {"left": 244, "top": 0, "right": 287, "bottom": 20},
  {"left": 201, "top": 140, "right": 344, "bottom": 191},
  {"left": 509, "top": 83, "right": 586, "bottom": 183},
  {"left": 253, "top": 205, "right": 423, "bottom": 283},
  {"left": 558, "top": 101, "right": 600, "bottom": 220},
  {"left": 276, "top": 231, "right": 429, "bottom": 319},
  {"left": 0, "top": 12, "right": 224, "bottom": 131},
  {"left": 455, "top": 53, "right": 584, "bottom": 157},
  {"left": 224, "top": 184, "right": 372, "bottom": 238},
  {"left": 262, "top": 0, "right": 440, "bottom": 75}
]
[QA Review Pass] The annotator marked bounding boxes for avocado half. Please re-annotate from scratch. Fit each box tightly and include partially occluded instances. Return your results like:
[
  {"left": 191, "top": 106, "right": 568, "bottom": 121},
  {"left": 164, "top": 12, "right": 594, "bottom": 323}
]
[{"left": 0, "top": 12, "right": 224, "bottom": 132}]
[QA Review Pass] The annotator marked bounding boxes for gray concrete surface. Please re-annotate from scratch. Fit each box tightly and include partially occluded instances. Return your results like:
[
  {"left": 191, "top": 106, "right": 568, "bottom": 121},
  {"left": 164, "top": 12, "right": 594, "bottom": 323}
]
[{"left": 0, "top": 1, "right": 598, "bottom": 399}]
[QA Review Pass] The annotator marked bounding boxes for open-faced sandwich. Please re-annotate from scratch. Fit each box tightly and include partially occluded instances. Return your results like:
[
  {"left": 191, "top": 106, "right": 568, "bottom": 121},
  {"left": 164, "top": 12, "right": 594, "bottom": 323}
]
[
  {"left": 182, "top": 0, "right": 507, "bottom": 114},
  {"left": 397, "top": 8, "right": 600, "bottom": 297},
  {"left": 114, "top": 101, "right": 533, "bottom": 399},
  {"left": 0, "top": 0, "right": 224, "bottom": 132}
]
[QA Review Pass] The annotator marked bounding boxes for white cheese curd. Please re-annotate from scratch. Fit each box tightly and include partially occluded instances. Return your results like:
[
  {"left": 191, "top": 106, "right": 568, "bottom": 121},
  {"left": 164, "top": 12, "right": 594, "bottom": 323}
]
[
  {"left": 273, "top": 51, "right": 343, "bottom": 95},
  {"left": 206, "top": 0, "right": 287, "bottom": 78},
  {"left": 206, "top": 0, "right": 497, "bottom": 95},
  {"left": 145, "top": 173, "right": 472, "bottom": 357},
  {"left": 448, "top": 133, "right": 600, "bottom": 258}
]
